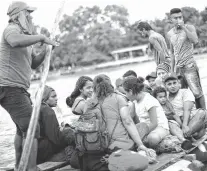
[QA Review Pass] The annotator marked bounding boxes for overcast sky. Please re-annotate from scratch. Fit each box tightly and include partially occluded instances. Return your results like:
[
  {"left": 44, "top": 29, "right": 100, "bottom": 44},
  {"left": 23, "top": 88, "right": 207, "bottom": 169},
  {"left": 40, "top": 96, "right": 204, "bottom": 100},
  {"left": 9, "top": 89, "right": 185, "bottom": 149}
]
[{"left": 0, "top": 0, "right": 206, "bottom": 34}]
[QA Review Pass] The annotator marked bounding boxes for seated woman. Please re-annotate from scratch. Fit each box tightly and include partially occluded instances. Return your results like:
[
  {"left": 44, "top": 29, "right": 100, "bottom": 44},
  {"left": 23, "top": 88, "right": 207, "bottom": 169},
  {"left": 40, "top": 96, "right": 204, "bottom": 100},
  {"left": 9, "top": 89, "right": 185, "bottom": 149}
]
[
  {"left": 145, "top": 72, "right": 157, "bottom": 91},
  {"left": 79, "top": 74, "right": 155, "bottom": 171},
  {"left": 122, "top": 76, "right": 170, "bottom": 149},
  {"left": 37, "top": 86, "right": 74, "bottom": 164},
  {"left": 66, "top": 76, "right": 93, "bottom": 115}
]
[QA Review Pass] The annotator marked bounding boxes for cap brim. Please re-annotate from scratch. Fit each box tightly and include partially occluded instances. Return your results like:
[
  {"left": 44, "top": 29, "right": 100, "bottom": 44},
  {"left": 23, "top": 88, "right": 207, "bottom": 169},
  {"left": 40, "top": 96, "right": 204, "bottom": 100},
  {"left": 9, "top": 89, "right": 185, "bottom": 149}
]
[
  {"left": 146, "top": 75, "right": 156, "bottom": 80},
  {"left": 26, "top": 6, "right": 37, "bottom": 13},
  {"left": 164, "top": 76, "right": 178, "bottom": 83},
  {"left": 146, "top": 75, "right": 150, "bottom": 80}
]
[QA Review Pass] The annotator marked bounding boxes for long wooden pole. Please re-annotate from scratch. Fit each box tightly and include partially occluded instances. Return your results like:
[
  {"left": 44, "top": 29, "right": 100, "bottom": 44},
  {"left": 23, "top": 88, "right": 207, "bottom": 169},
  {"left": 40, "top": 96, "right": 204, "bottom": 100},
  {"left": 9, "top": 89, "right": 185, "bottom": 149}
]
[{"left": 18, "top": 1, "right": 66, "bottom": 171}]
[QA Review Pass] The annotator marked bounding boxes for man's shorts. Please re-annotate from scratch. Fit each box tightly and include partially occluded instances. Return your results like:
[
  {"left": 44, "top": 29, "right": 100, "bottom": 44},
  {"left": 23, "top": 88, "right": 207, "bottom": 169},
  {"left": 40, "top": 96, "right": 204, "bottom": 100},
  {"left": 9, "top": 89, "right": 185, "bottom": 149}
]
[{"left": 0, "top": 86, "right": 40, "bottom": 138}]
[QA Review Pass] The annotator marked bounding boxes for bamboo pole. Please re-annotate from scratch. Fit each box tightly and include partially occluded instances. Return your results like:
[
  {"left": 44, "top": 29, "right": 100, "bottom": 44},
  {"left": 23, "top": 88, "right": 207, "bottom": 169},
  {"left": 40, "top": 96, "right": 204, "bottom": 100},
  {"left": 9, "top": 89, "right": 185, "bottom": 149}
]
[{"left": 18, "top": 1, "right": 66, "bottom": 171}]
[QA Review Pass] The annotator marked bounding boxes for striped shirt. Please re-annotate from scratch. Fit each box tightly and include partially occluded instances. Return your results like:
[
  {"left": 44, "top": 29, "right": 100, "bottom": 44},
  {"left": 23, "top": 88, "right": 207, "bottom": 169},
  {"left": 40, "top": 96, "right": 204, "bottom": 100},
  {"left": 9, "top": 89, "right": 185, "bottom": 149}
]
[
  {"left": 168, "top": 26, "right": 195, "bottom": 67},
  {"left": 149, "top": 31, "right": 170, "bottom": 65}
]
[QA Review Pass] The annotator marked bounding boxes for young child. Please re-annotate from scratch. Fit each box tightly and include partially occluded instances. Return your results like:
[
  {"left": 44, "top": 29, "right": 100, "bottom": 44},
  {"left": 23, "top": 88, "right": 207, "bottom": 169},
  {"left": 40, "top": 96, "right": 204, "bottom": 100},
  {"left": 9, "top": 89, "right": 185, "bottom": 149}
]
[
  {"left": 146, "top": 72, "right": 157, "bottom": 90},
  {"left": 155, "top": 63, "right": 170, "bottom": 88},
  {"left": 152, "top": 86, "right": 186, "bottom": 143},
  {"left": 115, "top": 78, "right": 126, "bottom": 95}
]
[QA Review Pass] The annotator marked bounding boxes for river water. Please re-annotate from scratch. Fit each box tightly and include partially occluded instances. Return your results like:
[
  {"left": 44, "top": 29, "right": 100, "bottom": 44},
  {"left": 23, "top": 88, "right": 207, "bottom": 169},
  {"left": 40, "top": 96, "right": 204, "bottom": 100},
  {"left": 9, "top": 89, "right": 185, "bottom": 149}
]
[{"left": 0, "top": 57, "right": 207, "bottom": 168}]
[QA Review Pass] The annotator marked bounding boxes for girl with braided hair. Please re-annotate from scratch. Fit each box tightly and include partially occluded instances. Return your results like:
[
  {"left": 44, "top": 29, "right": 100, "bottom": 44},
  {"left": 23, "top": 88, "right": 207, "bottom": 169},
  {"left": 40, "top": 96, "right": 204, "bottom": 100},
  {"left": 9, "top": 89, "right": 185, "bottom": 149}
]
[
  {"left": 123, "top": 76, "right": 170, "bottom": 149},
  {"left": 66, "top": 76, "right": 93, "bottom": 115}
]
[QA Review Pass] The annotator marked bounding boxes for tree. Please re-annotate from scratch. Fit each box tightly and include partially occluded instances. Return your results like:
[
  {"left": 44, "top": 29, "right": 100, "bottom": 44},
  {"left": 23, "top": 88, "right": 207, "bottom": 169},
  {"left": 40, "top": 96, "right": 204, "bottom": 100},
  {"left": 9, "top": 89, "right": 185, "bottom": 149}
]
[
  {"left": 200, "top": 8, "right": 207, "bottom": 23},
  {"left": 78, "top": 47, "right": 113, "bottom": 66},
  {"left": 59, "top": 6, "right": 102, "bottom": 35},
  {"left": 40, "top": 27, "right": 50, "bottom": 37},
  {"left": 86, "top": 22, "right": 123, "bottom": 54},
  {"left": 57, "top": 5, "right": 131, "bottom": 66},
  {"left": 104, "top": 5, "right": 129, "bottom": 29},
  {"left": 181, "top": 7, "right": 200, "bottom": 24}
]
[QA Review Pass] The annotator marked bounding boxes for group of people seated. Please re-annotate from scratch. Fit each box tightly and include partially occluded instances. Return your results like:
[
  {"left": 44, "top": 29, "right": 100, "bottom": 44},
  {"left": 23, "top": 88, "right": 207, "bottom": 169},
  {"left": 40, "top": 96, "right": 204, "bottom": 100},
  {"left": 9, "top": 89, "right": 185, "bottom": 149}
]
[
  {"left": 37, "top": 65, "right": 207, "bottom": 171},
  {"left": 145, "top": 62, "right": 207, "bottom": 145}
]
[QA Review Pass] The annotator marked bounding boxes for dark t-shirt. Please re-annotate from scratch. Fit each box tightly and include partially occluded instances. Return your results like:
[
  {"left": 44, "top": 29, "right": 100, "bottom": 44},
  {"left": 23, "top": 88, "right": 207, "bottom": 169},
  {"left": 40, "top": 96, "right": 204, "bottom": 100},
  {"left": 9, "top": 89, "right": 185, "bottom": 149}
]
[{"left": 39, "top": 104, "right": 66, "bottom": 147}]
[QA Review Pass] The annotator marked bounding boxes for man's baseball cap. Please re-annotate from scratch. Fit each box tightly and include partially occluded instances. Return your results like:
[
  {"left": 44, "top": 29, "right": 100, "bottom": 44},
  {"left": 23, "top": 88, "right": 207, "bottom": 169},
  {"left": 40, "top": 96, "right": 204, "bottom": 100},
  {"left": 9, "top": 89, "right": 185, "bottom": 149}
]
[
  {"left": 146, "top": 72, "right": 157, "bottom": 80},
  {"left": 7, "top": 1, "right": 36, "bottom": 16},
  {"left": 164, "top": 73, "right": 178, "bottom": 83}
]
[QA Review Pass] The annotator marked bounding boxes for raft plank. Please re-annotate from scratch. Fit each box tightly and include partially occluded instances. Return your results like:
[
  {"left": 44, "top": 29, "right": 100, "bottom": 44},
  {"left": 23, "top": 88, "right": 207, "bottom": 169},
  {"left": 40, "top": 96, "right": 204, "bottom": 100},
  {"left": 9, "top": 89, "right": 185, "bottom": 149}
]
[
  {"left": 38, "top": 161, "right": 70, "bottom": 171},
  {"left": 145, "top": 152, "right": 185, "bottom": 171},
  {"left": 3, "top": 134, "right": 207, "bottom": 171},
  {"left": 0, "top": 167, "right": 14, "bottom": 171},
  {"left": 162, "top": 159, "right": 201, "bottom": 171},
  {"left": 55, "top": 165, "right": 79, "bottom": 171},
  {"left": 146, "top": 132, "right": 207, "bottom": 171}
]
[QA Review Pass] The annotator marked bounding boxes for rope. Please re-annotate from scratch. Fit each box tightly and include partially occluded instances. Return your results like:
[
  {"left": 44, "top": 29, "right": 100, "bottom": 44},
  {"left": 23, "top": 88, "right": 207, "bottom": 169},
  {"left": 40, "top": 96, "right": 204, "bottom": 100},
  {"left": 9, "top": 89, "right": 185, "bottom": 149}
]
[{"left": 17, "top": 1, "right": 66, "bottom": 171}]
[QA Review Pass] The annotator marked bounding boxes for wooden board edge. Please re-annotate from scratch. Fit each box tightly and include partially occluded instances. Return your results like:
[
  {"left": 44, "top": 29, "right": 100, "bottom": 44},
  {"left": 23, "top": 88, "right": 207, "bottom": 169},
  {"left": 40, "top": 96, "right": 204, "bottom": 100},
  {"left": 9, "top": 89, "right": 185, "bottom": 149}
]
[
  {"left": 38, "top": 161, "right": 70, "bottom": 171},
  {"left": 149, "top": 133, "right": 207, "bottom": 171}
]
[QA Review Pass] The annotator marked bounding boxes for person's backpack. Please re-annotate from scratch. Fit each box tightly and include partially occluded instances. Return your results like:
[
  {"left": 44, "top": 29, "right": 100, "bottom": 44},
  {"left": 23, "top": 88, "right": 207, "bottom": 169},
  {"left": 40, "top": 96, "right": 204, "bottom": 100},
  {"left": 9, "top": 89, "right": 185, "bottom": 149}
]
[{"left": 74, "top": 95, "right": 119, "bottom": 153}]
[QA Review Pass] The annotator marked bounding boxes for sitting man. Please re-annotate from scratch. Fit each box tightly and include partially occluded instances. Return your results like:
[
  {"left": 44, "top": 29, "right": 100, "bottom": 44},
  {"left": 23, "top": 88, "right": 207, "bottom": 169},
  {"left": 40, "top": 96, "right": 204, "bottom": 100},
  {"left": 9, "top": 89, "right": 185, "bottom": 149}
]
[{"left": 164, "top": 74, "right": 207, "bottom": 143}]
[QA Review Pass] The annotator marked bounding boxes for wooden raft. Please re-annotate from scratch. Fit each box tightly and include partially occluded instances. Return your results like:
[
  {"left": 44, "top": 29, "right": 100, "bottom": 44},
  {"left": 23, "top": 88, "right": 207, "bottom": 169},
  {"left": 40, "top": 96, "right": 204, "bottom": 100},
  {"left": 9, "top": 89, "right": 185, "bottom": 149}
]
[{"left": 146, "top": 132, "right": 207, "bottom": 171}]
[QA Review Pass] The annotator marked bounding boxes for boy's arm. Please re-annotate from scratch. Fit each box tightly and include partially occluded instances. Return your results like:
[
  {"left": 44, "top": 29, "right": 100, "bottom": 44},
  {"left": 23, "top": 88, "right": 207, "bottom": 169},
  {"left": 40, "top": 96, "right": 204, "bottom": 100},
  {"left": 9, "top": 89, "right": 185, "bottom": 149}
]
[
  {"left": 173, "top": 115, "right": 182, "bottom": 126},
  {"left": 149, "top": 38, "right": 165, "bottom": 63},
  {"left": 183, "top": 25, "right": 198, "bottom": 44}
]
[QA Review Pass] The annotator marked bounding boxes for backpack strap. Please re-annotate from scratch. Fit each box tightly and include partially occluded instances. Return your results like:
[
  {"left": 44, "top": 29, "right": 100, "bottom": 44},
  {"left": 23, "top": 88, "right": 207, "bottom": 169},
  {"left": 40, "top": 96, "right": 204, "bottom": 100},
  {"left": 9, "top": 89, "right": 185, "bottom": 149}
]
[
  {"left": 108, "top": 117, "right": 119, "bottom": 146},
  {"left": 72, "top": 98, "right": 85, "bottom": 115},
  {"left": 99, "top": 93, "right": 120, "bottom": 147},
  {"left": 109, "top": 93, "right": 120, "bottom": 144}
]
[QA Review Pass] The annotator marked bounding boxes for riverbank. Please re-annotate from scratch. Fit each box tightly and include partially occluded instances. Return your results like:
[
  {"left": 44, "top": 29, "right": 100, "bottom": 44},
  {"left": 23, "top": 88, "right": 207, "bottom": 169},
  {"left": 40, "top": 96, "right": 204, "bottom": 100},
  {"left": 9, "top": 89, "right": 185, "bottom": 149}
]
[{"left": 35, "top": 53, "right": 207, "bottom": 83}]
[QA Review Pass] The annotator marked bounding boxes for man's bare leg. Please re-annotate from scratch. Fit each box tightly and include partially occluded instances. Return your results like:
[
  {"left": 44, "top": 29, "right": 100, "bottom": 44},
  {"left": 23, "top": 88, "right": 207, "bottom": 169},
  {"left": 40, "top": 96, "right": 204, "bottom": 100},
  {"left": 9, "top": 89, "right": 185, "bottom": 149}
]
[
  {"left": 195, "top": 95, "right": 206, "bottom": 110},
  {"left": 14, "top": 134, "right": 22, "bottom": 171},
  {"left": 192, "top": 128, "right": 206, "bottom": 140},
  {"left": 169, "top": 122, "right": 185, "bottom": 142},
  {"left": 188, "top": 109, "right": 206, "bottom": 138}
]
